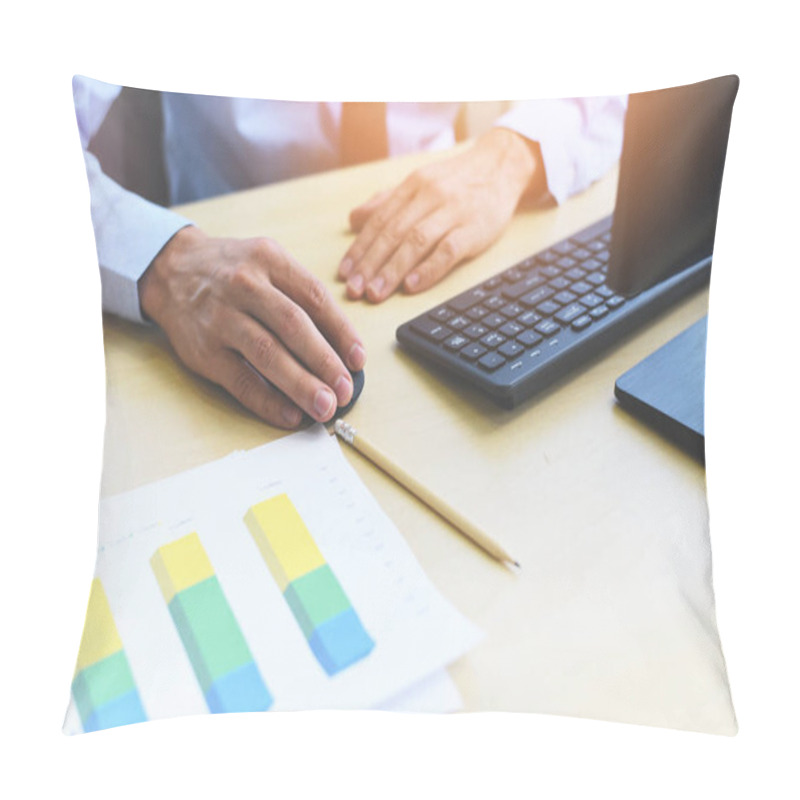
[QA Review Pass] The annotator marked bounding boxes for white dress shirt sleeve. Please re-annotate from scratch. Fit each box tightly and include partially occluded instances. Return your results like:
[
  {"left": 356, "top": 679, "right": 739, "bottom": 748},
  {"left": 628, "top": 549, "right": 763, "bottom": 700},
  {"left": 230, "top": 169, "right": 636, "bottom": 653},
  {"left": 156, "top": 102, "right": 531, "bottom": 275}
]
[
  {"left": 495, "top": 96, "right": 628, "bottom": 204},
  {"left": 81, "top": 150, "right": 192, "bottom": 323},
  {"left": 74, "top": 75, "right": 191, "bottom": 323}
]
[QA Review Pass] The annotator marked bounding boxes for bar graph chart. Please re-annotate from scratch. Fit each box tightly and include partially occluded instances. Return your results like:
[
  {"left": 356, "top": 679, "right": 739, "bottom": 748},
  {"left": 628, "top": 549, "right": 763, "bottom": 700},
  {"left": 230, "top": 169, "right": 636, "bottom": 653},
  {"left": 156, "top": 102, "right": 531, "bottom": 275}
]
[
  {"left": 150, "top": 532, "right": 273, "bottom": 713},
  {"left": 245, "top": 494, "right": 375, "bottom": 675},
  {"left": 71, "top": 579, "right": 147, "bottom": 733}
]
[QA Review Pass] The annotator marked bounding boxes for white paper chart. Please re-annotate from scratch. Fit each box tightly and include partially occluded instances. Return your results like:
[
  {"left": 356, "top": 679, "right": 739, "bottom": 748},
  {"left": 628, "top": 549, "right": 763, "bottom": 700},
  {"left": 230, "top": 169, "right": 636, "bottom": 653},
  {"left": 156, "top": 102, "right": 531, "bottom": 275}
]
[{"left": 64, "top": 427, "right": 482, "bottom": 733}]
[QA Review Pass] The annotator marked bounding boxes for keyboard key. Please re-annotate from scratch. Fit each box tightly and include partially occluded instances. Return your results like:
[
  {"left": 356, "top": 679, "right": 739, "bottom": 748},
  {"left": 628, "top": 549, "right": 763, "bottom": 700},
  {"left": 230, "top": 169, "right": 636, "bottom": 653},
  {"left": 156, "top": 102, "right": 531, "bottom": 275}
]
[
  {"left": 520, "top": 286, "right": 554, "bottom": 308},
  {"left": 554, "top": 290, "right": 577, "bottom": 305},
  {"left": 536, "top": 300, "right": 561, "bottom": 316},
  {"left": 499, "top": 320, "right": 524, "bottom": 337},
  {"left": 483, "top": 276, "right": 503, "bottom": 290},
  {"left": 480, "top": 331, "right": 507, "bottom": 349},
  {"left": 502, "top": 272, "right": 546, "bottom": 299},
  {"left": 596, "top": 285, "right": 614, "bottom": 298},
  {"left": 484, "top": 295, "right": 506, "bottom": 310},
  {"left": 585, "top": 271, "right": 606, "bottom": 286},
  {"left": 535, "top": 319, "right": 561, "bottom": 337},
  {"left": 537, "top": 250, "right": 559, "bottom": 265},
  {"left": 501, "top": 302, "right": 523, "bottom": 318},
  {"left": 448, "top": 315, "right": 469, "bottom": 329},
  {"left": 467, "top": 305, "right": 488, "bottom": 320},
  {"left": 450, "top": 287, "right": 490, "bottom": 311},
  {"left": 572, "top": 248, "right": 592, "bottom": 260},
  {"left": 590, "top": 304, "right": 609, "bottom": 319},
  {"left": 554, "top": 303, "right": 587, "bottom": 324},
  {"left": 608, "top": 295, "right": 626, "bottom": 308},
  {"left": 411, "top": 318, "right": 451, "bottom": 341},
  {"left": 444, "top": 333, "right": 470, "bottom": 350},
  {"left": 573, "top": 218, "right": 612, "bottom": 244},
  {"left": 499, "top": 340, "right": 524, "bottom": 358},
  {"left": 503, "top": 267, "right": 524, "bottom": 282},
  {"left": 582, "top": 258, "right": 604, "bottom": 271},
  {"left": 540, "top": 264, "right": 561, "bottom": 277},
  {"left": 571, "top": 315, "right": 593, "bottom": 331},
  {"left": 464, "top": 323, "right": 489, "bottom": 339},
  {"left": 430, "top": 306, "right": 453, "bottom": 322},
  {"left": 552, "top": 241, "right": 575, "bottom": 255},
  {"left": 565, "top": 267, "right": 587, "bottom": 281},
  {"left": 587, "top": 240, "right": 606, "bottom": 252},
  {"left": 557, "top": 256, "right": 577, "bottom": 270},
  {"left": 570, "top": 280, "right": 593, "bottom": 295},
  {"left": 478, "top": 351, "right": 506, "bottom": 371},
  {"left": 460, "top": 343, "right": 487, "bottom": 361},
  {"left": 549, "top": 276, "right": 571, "bottom": 290},
  {"left": 579, "top": 292, "right": 604, "bottom": 308},
  {"left": 516, "top": 310, "right": 541, "bottom": 327},
  {"left": 482, "top": 312, "right": 506, "bottom": 328},
  {"left": 517, "top": 329, "right": 543, "bottom": 347}
]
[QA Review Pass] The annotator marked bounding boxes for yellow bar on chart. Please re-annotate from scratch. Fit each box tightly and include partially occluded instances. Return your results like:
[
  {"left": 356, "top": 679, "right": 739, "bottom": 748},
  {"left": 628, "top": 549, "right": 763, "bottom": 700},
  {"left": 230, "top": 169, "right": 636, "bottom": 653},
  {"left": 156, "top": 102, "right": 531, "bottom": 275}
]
[
  {"left": 150, "top": 531, "right": 215, "bottom": 604},
  {"left": 244, "top": 494, "right": 325, "bottom": 591},
  {"left": 74, "top": 579, "right": 124, "bottom": 674}
]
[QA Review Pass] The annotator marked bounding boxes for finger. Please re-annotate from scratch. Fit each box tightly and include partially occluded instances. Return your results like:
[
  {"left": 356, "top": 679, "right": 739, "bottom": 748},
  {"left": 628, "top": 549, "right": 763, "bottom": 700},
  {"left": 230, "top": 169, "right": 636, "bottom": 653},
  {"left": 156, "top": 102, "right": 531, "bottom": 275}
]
[
  {"left": 345, "top": 192, "right": 441, "bottom": 300},
  {"left": 347, "top": 188, "right": 393, "bottom": 236},
  {"left": 222, "top": 312, "right": 341, "bottom": 424},
  {"left": 338, "top": 177, "right": 421, "bottom": 288},
  {"left": 212, "top": 350, "right": 304, "bottom": 429},
  {"left": 364, "top": 206, "right": 457, "bottom": 303},
  {"left": 241, "top": 238, "right": 367, "bottom": 373},
  {"left": 244, "top": 282, "right": 355, "bottom": 406},
  {"left": 403, "top": 228, "right": 472, "bottom": 294},
  {"left": 268, "top": 252, "right": 367, "bottom": 373}
]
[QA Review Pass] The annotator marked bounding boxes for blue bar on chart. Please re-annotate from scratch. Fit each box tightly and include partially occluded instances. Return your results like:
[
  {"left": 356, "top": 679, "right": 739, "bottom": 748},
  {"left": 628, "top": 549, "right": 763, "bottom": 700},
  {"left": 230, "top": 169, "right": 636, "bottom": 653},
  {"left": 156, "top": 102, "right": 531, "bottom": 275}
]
[
  {"left": 150, "top": 532, "right": 273, "bottom": 714},
  {"left": 71, "top": 578, "right": 147, "bottom": 733},
  {"left": 244, "top": 494, "right": 374, "bottom": 676}
]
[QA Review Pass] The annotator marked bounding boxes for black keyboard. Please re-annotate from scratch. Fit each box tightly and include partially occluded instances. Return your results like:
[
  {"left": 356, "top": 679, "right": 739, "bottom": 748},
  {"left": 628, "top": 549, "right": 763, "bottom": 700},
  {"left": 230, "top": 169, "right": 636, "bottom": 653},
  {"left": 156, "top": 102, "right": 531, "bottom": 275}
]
[{"left": 396, "top": 215, "right": 711, "bottom": 408}]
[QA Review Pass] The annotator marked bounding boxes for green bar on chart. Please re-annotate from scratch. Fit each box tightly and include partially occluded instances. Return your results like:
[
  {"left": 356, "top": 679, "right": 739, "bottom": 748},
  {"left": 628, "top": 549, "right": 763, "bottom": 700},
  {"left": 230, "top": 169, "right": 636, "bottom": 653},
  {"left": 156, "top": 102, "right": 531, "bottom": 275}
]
[{"left": 245, "top": 494, "right": 374, "bottom": 676}]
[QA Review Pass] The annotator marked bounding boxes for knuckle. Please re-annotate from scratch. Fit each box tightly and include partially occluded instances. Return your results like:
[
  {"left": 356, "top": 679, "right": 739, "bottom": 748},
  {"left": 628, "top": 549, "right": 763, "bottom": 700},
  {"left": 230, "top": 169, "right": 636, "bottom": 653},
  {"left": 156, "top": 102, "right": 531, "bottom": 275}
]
[
  {"left": 438, "top": 235, "right": 459, "bottom": 263},
  {"left": 402, "top": 171, "right": 423, "bottom": 193},
  {"left": 227, "top": 263, "right": 256, "bottom": 294},
  {"left": 231, "top": 365, "right": 257, "bottom": 406},
  {"left": 316, "top": 348, "right": 337, "bottom": 378},
  {"left": 377, "top": 226, "right": 401, "bottom": 251},
  {"left": 425, "top": 180, "right": 449, "bottom": 204},
  {"left": 279, "top": 302, "right": 304, "bottom": 336},
  {"left": 407, "top": 225, "right": 428, "bottom": 251},
  {"left": 250, "top": 236, "right": 279, "bottom": 262},
  {"left": 368, "top": 208, "right": 391, "bottom": 233},
  {"left": 305, "top": 277, "right": 328, "bottom": 314},
  {"left": 253, "top": 332, "right": 278, "bottom": 371}
]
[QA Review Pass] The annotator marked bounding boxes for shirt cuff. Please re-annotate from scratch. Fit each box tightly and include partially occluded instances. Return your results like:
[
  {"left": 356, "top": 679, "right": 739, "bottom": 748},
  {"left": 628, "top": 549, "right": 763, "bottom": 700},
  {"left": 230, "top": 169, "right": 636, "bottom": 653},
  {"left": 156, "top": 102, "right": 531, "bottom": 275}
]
[
  {"left": 83, "top": 150, "right": 193, "bottom": 323},
  {"left": 495, "top": 97, "right": 627, "bottom": 205}
]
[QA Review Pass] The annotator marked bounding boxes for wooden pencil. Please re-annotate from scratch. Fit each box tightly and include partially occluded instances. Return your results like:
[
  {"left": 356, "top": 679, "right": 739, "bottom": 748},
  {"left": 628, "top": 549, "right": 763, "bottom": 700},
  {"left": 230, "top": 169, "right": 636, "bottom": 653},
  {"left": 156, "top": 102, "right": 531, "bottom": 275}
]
[{"left": 333, "top": 420, "right": 520, "bottom": 568}]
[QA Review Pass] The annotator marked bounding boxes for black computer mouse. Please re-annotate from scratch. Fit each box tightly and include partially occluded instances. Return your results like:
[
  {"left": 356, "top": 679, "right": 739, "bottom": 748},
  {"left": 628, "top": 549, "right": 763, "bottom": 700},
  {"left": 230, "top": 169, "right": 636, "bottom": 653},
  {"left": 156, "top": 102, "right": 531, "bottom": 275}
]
[{"left": 334, "top": 369, "right": 365, "bottom": 419}]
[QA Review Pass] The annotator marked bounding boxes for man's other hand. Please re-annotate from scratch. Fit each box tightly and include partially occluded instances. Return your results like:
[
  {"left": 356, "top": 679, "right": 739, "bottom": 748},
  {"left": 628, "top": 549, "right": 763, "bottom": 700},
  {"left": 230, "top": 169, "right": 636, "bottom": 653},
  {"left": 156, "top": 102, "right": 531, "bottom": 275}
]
[
  {"left": 139, "top": 227, "right": 366, "bottom": 428},
  {"left": 337, "top": 128, "right": 544, "bottom": 303}
]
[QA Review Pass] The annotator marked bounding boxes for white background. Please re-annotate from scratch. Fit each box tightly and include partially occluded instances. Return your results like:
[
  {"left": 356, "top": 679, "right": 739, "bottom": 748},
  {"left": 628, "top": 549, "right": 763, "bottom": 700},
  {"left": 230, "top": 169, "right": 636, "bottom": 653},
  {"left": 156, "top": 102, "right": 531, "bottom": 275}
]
[{"left": 3, "top": 1, "right": 798, "bottom": 797}]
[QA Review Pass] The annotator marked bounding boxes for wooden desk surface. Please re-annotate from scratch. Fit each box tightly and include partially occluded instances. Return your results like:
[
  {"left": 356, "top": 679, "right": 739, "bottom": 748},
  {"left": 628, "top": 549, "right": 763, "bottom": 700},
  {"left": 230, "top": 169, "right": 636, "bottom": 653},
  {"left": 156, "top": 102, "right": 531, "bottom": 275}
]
[{"left": 101, "top": 147, "right": 724, "bottom": 728}]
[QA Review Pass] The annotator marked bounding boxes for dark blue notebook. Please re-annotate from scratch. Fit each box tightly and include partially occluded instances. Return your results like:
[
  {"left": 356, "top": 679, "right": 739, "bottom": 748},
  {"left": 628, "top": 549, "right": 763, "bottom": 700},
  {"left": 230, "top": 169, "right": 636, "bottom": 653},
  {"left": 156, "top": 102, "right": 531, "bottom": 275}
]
[{"left": 614, "top": 316, "right": 707, "bottom": 462}]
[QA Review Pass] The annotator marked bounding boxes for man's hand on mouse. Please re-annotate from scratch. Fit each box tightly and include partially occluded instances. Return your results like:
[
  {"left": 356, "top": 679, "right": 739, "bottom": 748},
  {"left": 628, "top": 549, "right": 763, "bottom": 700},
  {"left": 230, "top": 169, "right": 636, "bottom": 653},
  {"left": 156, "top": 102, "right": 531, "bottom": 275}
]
[
  {"left": 337, "top": 128, "right": 546, "bottom": 303},
  {"left": 139, "top": 226, "right": 366, "bottom": 428}
]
